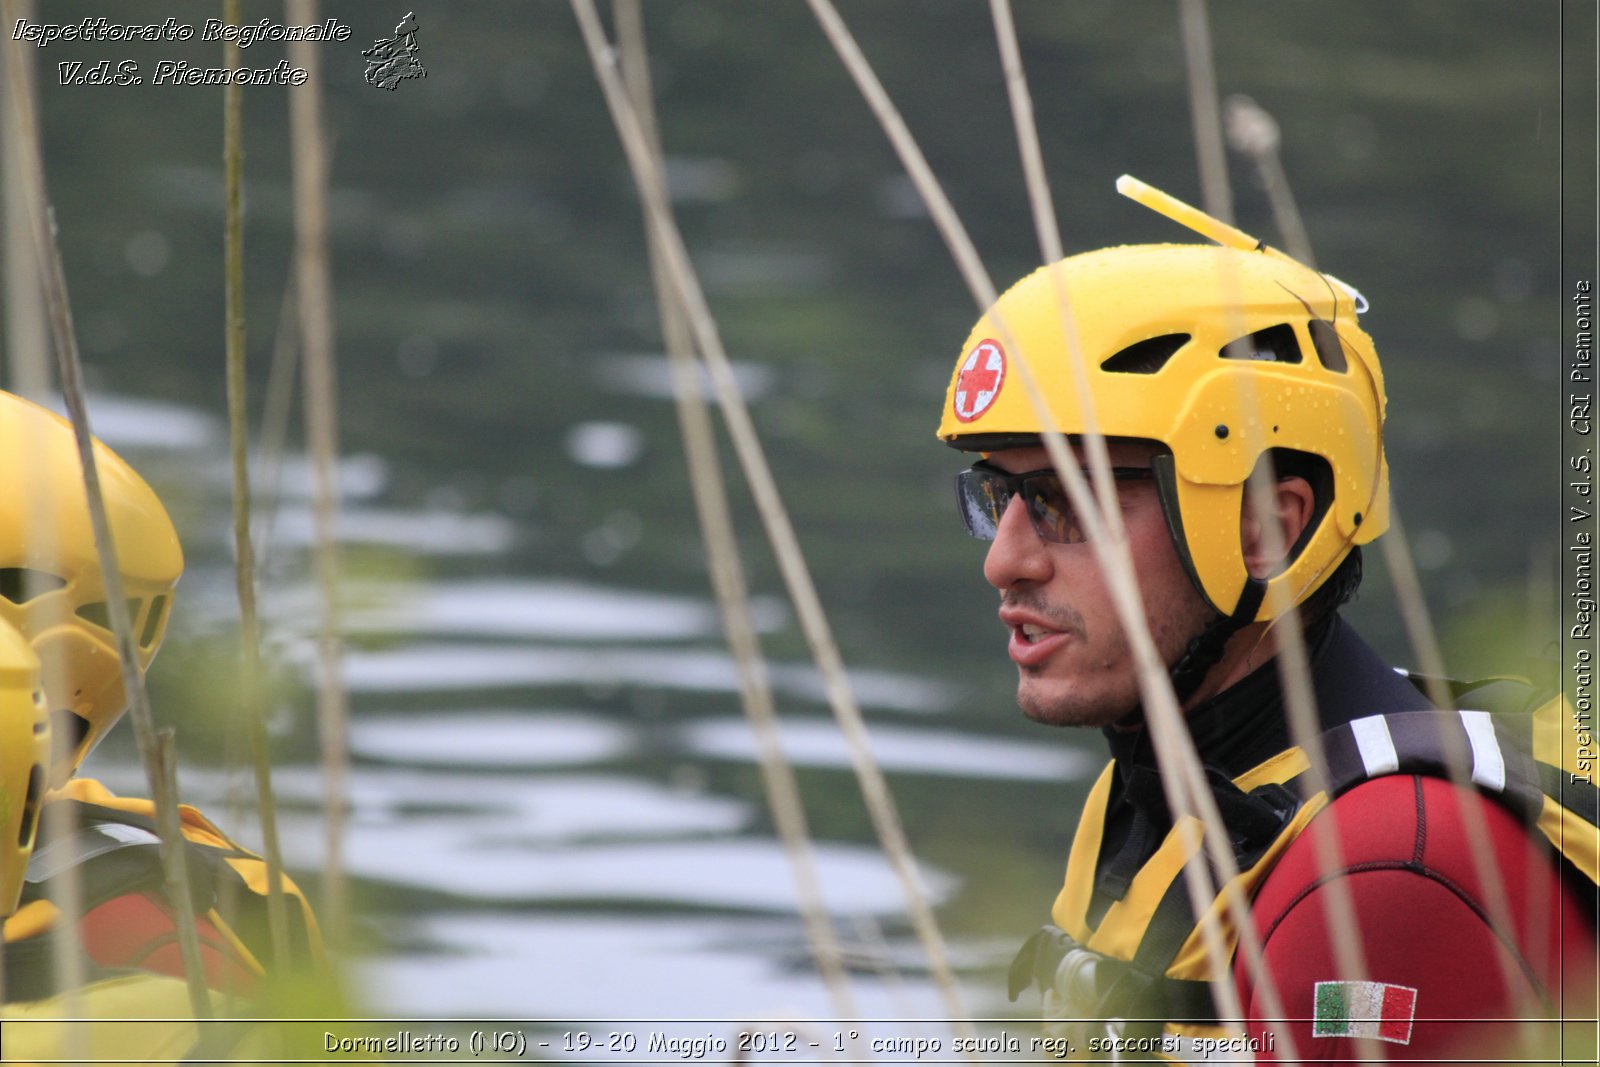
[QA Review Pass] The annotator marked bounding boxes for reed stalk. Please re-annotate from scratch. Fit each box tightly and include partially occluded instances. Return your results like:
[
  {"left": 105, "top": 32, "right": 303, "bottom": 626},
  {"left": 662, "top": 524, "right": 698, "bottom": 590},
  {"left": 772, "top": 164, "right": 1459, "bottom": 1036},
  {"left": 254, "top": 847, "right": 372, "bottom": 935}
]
[
  {"left": 987, "top": 0, "right": 1118, "bottom": 519},
  {"left": 1170, "top": 15, "right": 1369, "bottom": 1052},
  {"left": 223, "top": 0, "right": 293, "bottom": 971},
  {"left": 285, "top": 0, "right": 349, "bottom": 950},
  {"left": 611, "top": 0, "right": 861, "bottom": 1027},
  {"left": 571, "top": 0, "right": 975, "bottom": 1037},
  {"left": 1223, "top": 96, "right": 1314, "bottom": 268},
  {"left": 1224, "top": 95, "right": 1536, "bottom": 1034},
  {"left": 0, "top": 0, "right": 75, "bottom": 1024},
  {"left": 251, "top": 278, "right": 301, "bottom": 568},
  {"left": 1380, "top": 509, "right": 1535, "bottom": 1002},
  {"left": 989, "top": 3, "right": 1311, "bottom": 1046},
  {"left": 990, "top": 4, "right": 1274, "bottom": 1030},
  {"left": 1177, "top": 0, "right": 1233, "bottom": 225},
  {"left": 805, "top": 0, "right": 1255, "bottom": 1026},
  {"left": 0, "top": 0, "right": 211, "bottom": 1017},
  {"left": 0, "top": 0, "right": 45, "bottom": 400}
]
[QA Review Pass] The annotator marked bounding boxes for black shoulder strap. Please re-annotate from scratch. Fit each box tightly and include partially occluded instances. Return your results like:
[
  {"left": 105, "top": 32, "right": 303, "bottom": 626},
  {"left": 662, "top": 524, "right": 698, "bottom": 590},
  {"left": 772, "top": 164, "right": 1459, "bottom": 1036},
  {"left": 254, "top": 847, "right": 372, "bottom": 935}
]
[
  {"left": 6, "top": 808, "right": 231, "bottom": 1004},
  {"left": 1319, "top": 709, "right": 1548, "bottom": 824},
  {"left": 20, "top": 802, "right": 221, "bottom": 917}
]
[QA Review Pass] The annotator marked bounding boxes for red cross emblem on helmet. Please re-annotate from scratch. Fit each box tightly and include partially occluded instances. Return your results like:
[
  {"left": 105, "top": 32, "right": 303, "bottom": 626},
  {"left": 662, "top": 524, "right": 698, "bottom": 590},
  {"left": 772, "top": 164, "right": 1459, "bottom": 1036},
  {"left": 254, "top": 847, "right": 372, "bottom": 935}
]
[{"left": 952, "top": 339, "right": 1006, "bottom": 422}]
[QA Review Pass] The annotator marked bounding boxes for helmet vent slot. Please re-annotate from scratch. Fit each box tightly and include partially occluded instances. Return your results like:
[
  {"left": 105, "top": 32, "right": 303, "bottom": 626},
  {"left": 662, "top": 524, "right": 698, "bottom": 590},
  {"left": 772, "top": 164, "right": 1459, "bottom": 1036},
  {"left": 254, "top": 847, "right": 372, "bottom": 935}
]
[
  {"left": 1220, "top": 323, "right": 1302, "bottom": 364},
  {"left": 18, "top": 766, "right": 42, "bottom": 848},
  {"left": 1308, "top": 319, "right": 1349, "bottom": 372},
  {"left": 0, "top": 568, "right": 67, "bottom": 603},
  {"left": 140, "top": 595, "right": 168, "bottom": 649},
  {"left": 75, "top": 598, "right": 142, "bottom": 632},
  {"left": 48, "top": 710, "right": 90, "bottom": 771},
  {"left": 1100, "top": 333, "right": 1189, "bottom": 374}
]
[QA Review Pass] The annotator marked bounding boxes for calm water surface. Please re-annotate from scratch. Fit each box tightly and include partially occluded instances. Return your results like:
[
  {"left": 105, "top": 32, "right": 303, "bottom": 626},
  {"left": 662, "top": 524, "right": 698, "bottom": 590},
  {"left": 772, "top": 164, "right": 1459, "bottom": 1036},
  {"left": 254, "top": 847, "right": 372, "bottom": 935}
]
[{"left": 80, "top": 390, "right": 1099, "bottom": 1036}]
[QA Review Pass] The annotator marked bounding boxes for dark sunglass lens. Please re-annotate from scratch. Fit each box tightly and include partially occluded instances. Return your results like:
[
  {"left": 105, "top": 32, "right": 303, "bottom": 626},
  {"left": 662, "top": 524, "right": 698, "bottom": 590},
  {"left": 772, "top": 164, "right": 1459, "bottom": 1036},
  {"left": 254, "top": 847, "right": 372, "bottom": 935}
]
[
  {"left": 1024, "top": 476, "right": 1083, "bottom": 543},
  {"left": 955, "top": 470, "right": 1005, "bottom": 540}
]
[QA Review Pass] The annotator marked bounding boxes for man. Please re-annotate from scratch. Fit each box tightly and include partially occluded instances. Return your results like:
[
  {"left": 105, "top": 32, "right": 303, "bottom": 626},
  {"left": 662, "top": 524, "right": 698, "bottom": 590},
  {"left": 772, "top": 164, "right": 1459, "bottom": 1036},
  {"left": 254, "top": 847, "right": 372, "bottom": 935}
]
[
  {"left": 0, "top": 389, "right": 320, "bottom": 1002},
  {"left": 941, "top": 184, "right": 1597, "bottom": 1062}
]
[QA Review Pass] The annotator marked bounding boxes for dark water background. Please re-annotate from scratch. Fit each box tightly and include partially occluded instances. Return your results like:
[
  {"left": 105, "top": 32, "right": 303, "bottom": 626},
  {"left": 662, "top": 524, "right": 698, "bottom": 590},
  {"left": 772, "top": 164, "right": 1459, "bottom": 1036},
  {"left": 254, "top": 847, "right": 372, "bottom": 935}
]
[{"left": 5, "top": 0, "right": 1580, "bottom": 1039}]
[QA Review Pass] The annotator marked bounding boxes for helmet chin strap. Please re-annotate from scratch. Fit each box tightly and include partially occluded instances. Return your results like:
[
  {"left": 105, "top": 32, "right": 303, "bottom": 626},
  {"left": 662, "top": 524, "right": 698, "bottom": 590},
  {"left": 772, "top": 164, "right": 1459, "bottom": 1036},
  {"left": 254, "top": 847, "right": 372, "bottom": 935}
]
[
  {"left": 1167, "top": 578, "right": 1268, "bottom": 706},
  {"left": 1110, "top": 578, "right": 1268, "bottom": 730}
]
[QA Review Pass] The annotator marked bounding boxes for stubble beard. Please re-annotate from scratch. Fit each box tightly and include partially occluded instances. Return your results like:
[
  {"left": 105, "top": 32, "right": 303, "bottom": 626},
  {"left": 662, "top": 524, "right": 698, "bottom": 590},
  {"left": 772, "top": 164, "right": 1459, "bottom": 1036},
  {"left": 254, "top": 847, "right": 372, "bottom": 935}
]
[
  {"left": 1009, "top": 587, "right": 1214, "bottom": 729},
  {"left": 1001, "top": 590, "right": 1131, "bottom": 728},
  {"left": 1014, "top": 642, "right": 1140, "bottom": 728}
]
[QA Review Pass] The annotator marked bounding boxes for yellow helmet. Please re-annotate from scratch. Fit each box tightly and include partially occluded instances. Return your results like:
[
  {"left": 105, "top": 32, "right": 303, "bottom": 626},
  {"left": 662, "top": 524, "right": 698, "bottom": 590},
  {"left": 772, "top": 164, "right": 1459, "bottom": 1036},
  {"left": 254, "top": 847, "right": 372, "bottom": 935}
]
[
  {"left": 0, "top": 390, "right": 184, "bottom": 786},
  {"left": 937, "top": 181, "right": 1387, "bottom": 624},
  {"left": 1, "top": 617, "right": 48, "bottom": 917}
]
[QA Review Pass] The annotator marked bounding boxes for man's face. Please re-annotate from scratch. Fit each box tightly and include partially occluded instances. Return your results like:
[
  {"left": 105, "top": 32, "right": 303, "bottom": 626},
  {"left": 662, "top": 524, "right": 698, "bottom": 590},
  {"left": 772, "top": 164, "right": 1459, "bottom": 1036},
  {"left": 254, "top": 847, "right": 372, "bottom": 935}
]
[{"left": 979, "top": 441, "right": 1214, "bottom": 727}]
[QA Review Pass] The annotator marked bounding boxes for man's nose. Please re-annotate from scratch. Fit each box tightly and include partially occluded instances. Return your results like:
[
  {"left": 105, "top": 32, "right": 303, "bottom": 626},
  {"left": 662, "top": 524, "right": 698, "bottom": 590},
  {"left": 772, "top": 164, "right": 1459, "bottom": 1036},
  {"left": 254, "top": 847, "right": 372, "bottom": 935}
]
[{"left": 982, "top": 496, "right": 1052, "bottom": 590}]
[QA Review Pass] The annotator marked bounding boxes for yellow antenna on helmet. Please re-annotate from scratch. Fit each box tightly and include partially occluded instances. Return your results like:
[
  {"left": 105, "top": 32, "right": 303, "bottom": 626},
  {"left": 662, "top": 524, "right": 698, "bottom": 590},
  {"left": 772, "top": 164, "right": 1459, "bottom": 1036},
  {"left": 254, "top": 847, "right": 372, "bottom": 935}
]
[
  {"left": 1116, "top": 173, "right": 1264, "bottom": 252},
  {"left": 1116, "top": 174, "right": 1369, "bottom": 312}
]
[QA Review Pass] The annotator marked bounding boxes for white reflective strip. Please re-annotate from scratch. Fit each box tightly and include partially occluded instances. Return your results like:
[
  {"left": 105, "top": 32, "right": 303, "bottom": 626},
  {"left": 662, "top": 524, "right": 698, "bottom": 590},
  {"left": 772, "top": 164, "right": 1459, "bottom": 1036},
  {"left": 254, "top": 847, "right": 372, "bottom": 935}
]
[
  {"left": 1460, "top": 709, "right": 1506, "bottom": 792},
  {"left": 1350, "top": 715, "right": 1399, "bottom": 777},
  {"left": 24, "top": 822, "right": 161, "bottom": 883},
  {"left": 92, "top": 822, "right": 161, "bottom": 846}
]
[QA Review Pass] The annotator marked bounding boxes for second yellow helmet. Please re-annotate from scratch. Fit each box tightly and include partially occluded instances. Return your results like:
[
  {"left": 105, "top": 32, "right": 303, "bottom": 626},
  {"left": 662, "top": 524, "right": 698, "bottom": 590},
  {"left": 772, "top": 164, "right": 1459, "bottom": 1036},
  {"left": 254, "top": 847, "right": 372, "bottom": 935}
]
[
  {"left": 0, "top": 390, "right": 184, "bottom": 786},
  {"left": 0, "top": 617, "right": 48, "bottom": 916}
]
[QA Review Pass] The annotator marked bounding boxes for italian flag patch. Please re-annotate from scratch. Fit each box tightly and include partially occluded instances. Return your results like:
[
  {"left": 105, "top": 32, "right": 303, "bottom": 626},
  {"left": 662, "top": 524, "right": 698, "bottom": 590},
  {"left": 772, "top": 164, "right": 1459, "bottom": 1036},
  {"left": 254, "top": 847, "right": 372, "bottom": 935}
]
[{"left": 1312, "top": 980, "right": 1417, "bottom": 1044}]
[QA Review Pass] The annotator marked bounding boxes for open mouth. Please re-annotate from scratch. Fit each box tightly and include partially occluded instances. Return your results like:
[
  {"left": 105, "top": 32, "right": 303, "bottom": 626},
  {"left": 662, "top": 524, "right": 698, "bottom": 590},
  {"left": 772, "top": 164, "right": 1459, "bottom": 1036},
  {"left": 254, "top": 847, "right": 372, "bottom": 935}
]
[
  {"left": 1006, "top": 620, "right": 1070, "bottom": 667},
  {"left": 1017, "top": 622, "right": 1056, "bottom": 644}
]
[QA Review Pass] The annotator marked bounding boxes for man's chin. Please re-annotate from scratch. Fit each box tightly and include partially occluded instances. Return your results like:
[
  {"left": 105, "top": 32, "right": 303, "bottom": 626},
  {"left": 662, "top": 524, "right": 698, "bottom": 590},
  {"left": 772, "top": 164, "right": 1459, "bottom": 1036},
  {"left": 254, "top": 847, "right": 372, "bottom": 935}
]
[{"left": 1016, "top": 678, "right": 1133, "bottom": 729}]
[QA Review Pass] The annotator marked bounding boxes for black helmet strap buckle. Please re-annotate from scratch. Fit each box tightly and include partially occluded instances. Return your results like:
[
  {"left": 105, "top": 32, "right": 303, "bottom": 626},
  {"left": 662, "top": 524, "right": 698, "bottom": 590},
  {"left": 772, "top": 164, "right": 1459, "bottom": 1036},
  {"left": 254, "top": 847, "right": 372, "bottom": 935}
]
[{"left": 1169, "top": 578, "right": 1266, "bottom": 705}]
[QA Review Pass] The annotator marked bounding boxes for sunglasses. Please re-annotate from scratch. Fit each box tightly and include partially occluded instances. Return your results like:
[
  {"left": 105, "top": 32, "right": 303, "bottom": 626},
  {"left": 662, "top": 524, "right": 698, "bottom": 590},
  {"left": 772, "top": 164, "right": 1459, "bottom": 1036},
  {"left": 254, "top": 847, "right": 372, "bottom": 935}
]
[{"left": 955, "top": 461, "right": 1156, "bottom": 544}]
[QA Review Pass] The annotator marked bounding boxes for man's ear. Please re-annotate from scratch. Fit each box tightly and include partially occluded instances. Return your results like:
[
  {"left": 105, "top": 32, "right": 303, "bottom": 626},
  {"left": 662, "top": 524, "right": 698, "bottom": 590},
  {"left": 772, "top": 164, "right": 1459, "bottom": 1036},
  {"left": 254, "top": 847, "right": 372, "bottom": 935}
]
[{"left": 1241, "top": 476, "right": 1317, "bottom": 579}]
